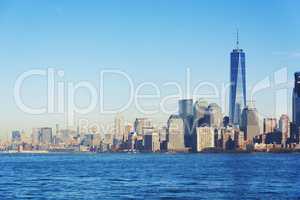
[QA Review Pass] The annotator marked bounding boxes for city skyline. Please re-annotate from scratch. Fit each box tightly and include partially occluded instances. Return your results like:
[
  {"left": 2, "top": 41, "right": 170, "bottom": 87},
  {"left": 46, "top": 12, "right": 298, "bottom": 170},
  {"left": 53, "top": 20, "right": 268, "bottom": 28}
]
[
  {"left": 2, "top": 2, "right": 300, "bottom": 200},
  {"left": 1, "top": 0, "right": 300, "bottom": 138}
]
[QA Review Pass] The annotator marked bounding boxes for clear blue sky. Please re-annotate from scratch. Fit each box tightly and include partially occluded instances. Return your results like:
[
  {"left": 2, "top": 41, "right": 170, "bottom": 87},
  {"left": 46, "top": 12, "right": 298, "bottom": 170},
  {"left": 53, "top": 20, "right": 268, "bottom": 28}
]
[{"left": 0, "top": 0, "right": 300, "bottom": 138}]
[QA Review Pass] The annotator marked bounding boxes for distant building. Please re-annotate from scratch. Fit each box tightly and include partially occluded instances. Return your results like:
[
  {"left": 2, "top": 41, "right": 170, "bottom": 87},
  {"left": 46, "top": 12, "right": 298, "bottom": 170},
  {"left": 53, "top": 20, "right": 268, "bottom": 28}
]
[
  {"left": 207, "top": 103, "right": 223, "bottom": 128},
  {"left": 134, "top": 118, "right": 152, "bottom": 135},
  {"left": 263, "top": 118, "right": 277, "bottom": 133},
  {"left": 55, "top": 124, "right": 60, "bottom": 137},
  {"left": 39, "top": 127, "right": 52, "bottom": 145},
  {"left": 178, "top": 99, "right": 194, "bottom": 149},
  {"left": 127, "top": 132, "right": 137, "bottom": 152},
  {"left": 82, "top": 133, "right": 94, "bottom": 146},
  {"left": 229, "top": 32, "right": 246, "bottom": 126},
  {"left": 238, "top": 131, "right": 245, "bottom": 149},
  {"left": 221, "top": 127, "right": 236, "bottom": 150},
  {"left": 167, "top": 115, "right": 186, "bottom": 152},
  {"left": 158, "top": 127, "right": 168, "bottom": 151},
  {"left": 191, "top": 101, "right": 223, "bottom": 151},
  {"left": 193, "top": 99, "right": 208, "bottom": 120},
  {"left": 179, "top": 99, "right": 193, "bottom": 118},
  {"left": 143, "top": 128, "right": 160, "bottom": 152},
  {"left": 59, "top": 129, "right": 74, "bottom": 145},
  {"left": 292, "top": 72, "right": 300, "bottom": 142},
  {"left": 11, "top": 131, "right": 21, "bottom": 144},
  {"left": 31, "top": 128, "right": 40, "bottom": 145},
  {"left": 241, "top": 105, "right": 260, "bottom": 142},
  {"left": 265, "top": 130, "right": 282, "bottom": 145},
  {"left": 124, "top": 124, "right": 132, "bottom": 142},
  {"left": 114, "top": 114, "right": 125, "bottom": 143},
  {"left": 103, "top": 133, "right": 113, "bottom": 149},
  {"left": 196, "top": 126, "right": 215, "bottom": 152},
  {"left": 223, "top": 116, "right": 230, "bottom": 127},
  {"left": 279, "top": 114, "right": 290, "bottom": 146}
]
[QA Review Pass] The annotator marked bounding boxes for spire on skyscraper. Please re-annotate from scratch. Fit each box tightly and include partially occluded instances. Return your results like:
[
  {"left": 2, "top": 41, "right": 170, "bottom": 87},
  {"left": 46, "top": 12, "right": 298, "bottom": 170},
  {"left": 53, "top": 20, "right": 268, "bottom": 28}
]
[{"left": 236, "top": 28, "right": 239, "bottom": 49}]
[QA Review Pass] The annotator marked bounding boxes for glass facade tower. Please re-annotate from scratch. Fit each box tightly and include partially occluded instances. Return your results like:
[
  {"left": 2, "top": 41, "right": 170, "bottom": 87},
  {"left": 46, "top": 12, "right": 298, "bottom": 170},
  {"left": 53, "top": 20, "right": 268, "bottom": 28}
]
[
  {"left": 292, "top": 72, "right": 300, "bottom": 141},
  {"left": 229, "top": 34, "right": 246, "bottom": 126}
]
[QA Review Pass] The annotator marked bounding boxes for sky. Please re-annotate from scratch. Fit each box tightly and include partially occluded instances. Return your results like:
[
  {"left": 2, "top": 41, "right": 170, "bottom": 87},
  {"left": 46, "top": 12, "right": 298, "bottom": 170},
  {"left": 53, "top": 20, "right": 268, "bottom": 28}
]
[{"left": 0, "top": 0, "right": 300, "bottom": 138}]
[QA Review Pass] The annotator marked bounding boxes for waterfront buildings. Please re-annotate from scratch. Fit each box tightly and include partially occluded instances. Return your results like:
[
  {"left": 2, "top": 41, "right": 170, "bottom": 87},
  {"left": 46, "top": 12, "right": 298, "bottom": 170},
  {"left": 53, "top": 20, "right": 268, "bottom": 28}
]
[{"left": 5, "top": 35, "right": 300, "bottom": 153}]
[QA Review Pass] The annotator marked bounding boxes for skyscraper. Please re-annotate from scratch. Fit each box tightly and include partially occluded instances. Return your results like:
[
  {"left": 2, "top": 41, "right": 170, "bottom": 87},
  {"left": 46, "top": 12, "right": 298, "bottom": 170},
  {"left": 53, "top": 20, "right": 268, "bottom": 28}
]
[
  {"left": 143, "top": 127, "right": 160, "bottom": 152},
  {"left": 207, "top": 103, "right": 223, "bottom": 128},
  {"left": 167, "top": 115, "right": 186, "bottom": 152},
  {"left": 193, "top": 99, "right": 208, "bottom": 120},
  {"left": 178, "top": 99, "right": 193, "bottom": 148},
  {"left": 263, "top": 118, "right": 277, "bottom": 134},
  {"left": 39, "top": 127, "right": 53, "bottom": 145},
  {"left": 229, "top": 31, "right": 246, "bottom": 126},
  {"left": 196, "top": 126, "right": 215, "bottom": 152},
  {"left": 279, "top": 114, "right": 290, "bottom": 146},
  {"left": 292, "top": 72, "right": 300, "bottom": 142},
  {"left": 11, "top": 130, "right": 21, "bottom": 144},
  {"left": 134, "top": 118, "right": 152, "bottom": 135},
  {"left": 114, "top": 114, "right": 125, "bottom": 142},
  {"left": 179, "top": 99, "right": 193, "bottom": 118},
  {"left": 240, "top": 105, "right": 260, "bottom": 141}
]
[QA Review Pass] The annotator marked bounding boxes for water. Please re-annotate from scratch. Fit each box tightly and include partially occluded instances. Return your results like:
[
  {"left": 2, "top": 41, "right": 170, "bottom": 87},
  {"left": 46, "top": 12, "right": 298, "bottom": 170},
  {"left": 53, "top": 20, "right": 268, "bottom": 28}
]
[{"left": 0, "top": 153, "right": 300, "bottom": 200}]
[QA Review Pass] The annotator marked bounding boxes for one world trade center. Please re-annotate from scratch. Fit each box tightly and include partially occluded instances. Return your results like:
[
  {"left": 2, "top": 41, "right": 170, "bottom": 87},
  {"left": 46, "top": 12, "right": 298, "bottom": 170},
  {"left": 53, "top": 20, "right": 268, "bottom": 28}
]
[{"left": 229, "top": 31, "right": 246, "bottom": 126}]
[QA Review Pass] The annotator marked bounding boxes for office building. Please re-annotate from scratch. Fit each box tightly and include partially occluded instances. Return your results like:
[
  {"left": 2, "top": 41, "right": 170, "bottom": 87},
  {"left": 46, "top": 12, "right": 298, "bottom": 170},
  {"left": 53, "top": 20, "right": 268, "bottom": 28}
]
[
  {"left": 223, "top": 116, "right": 230, "bottom": 127},
  {"left": 221, "top": 126, "right": 236, "bottom": 150},
  {"left": 167, "top": 115, "right": 186, "bottom": 152},
  {"left": 279, "top": 114, "right": 290, "bottom": 146},
  {"left": 39, "top": 127, "right": 53, "bottom": 145},
  {"left": 114, "top": 114, "right": 125, "bottom": 143},
  {"left": 263, "top": 118, "right": 277, "bottom": 133},
  {"left": 124, "top": 124, "right": 133, "bottom": 142},
  {"left": 207, "top": 103, "right": 223, "bottom": 128},
  {"left": 143, "top": 128, "right": 160, "bottom": 152},
  {"left": 240, "top": 105, "right": 260, "bottom": 141},
  {"left": 179, "top": 99, "right": 193, "bottom": 118},
  {"left": 229, "top": 32, "right": 246, "bottom": 126},
  {"left": 11, "top": 131, "right": 21, "bottom": 144},
  {"left": 134, "top": 118, "right": 152, "bottom": 135},
  {"left": 196, "top": 126, "right": 215, "bottom": 152},
  {"left": 193, "top": 99, "right": 208, "bottom": 120},
  {"left": 292, "top": 72, "right": 300, "bottom": 142},
  {"left": 158, "top": 126, "right": 168, "bottom": 151}
]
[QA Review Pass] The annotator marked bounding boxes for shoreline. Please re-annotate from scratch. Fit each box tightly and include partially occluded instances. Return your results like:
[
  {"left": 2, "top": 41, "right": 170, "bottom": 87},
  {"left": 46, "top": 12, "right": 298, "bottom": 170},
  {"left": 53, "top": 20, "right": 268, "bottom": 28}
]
[{"left": 1, "top": 150, "right": 300, "bottom": 155}]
